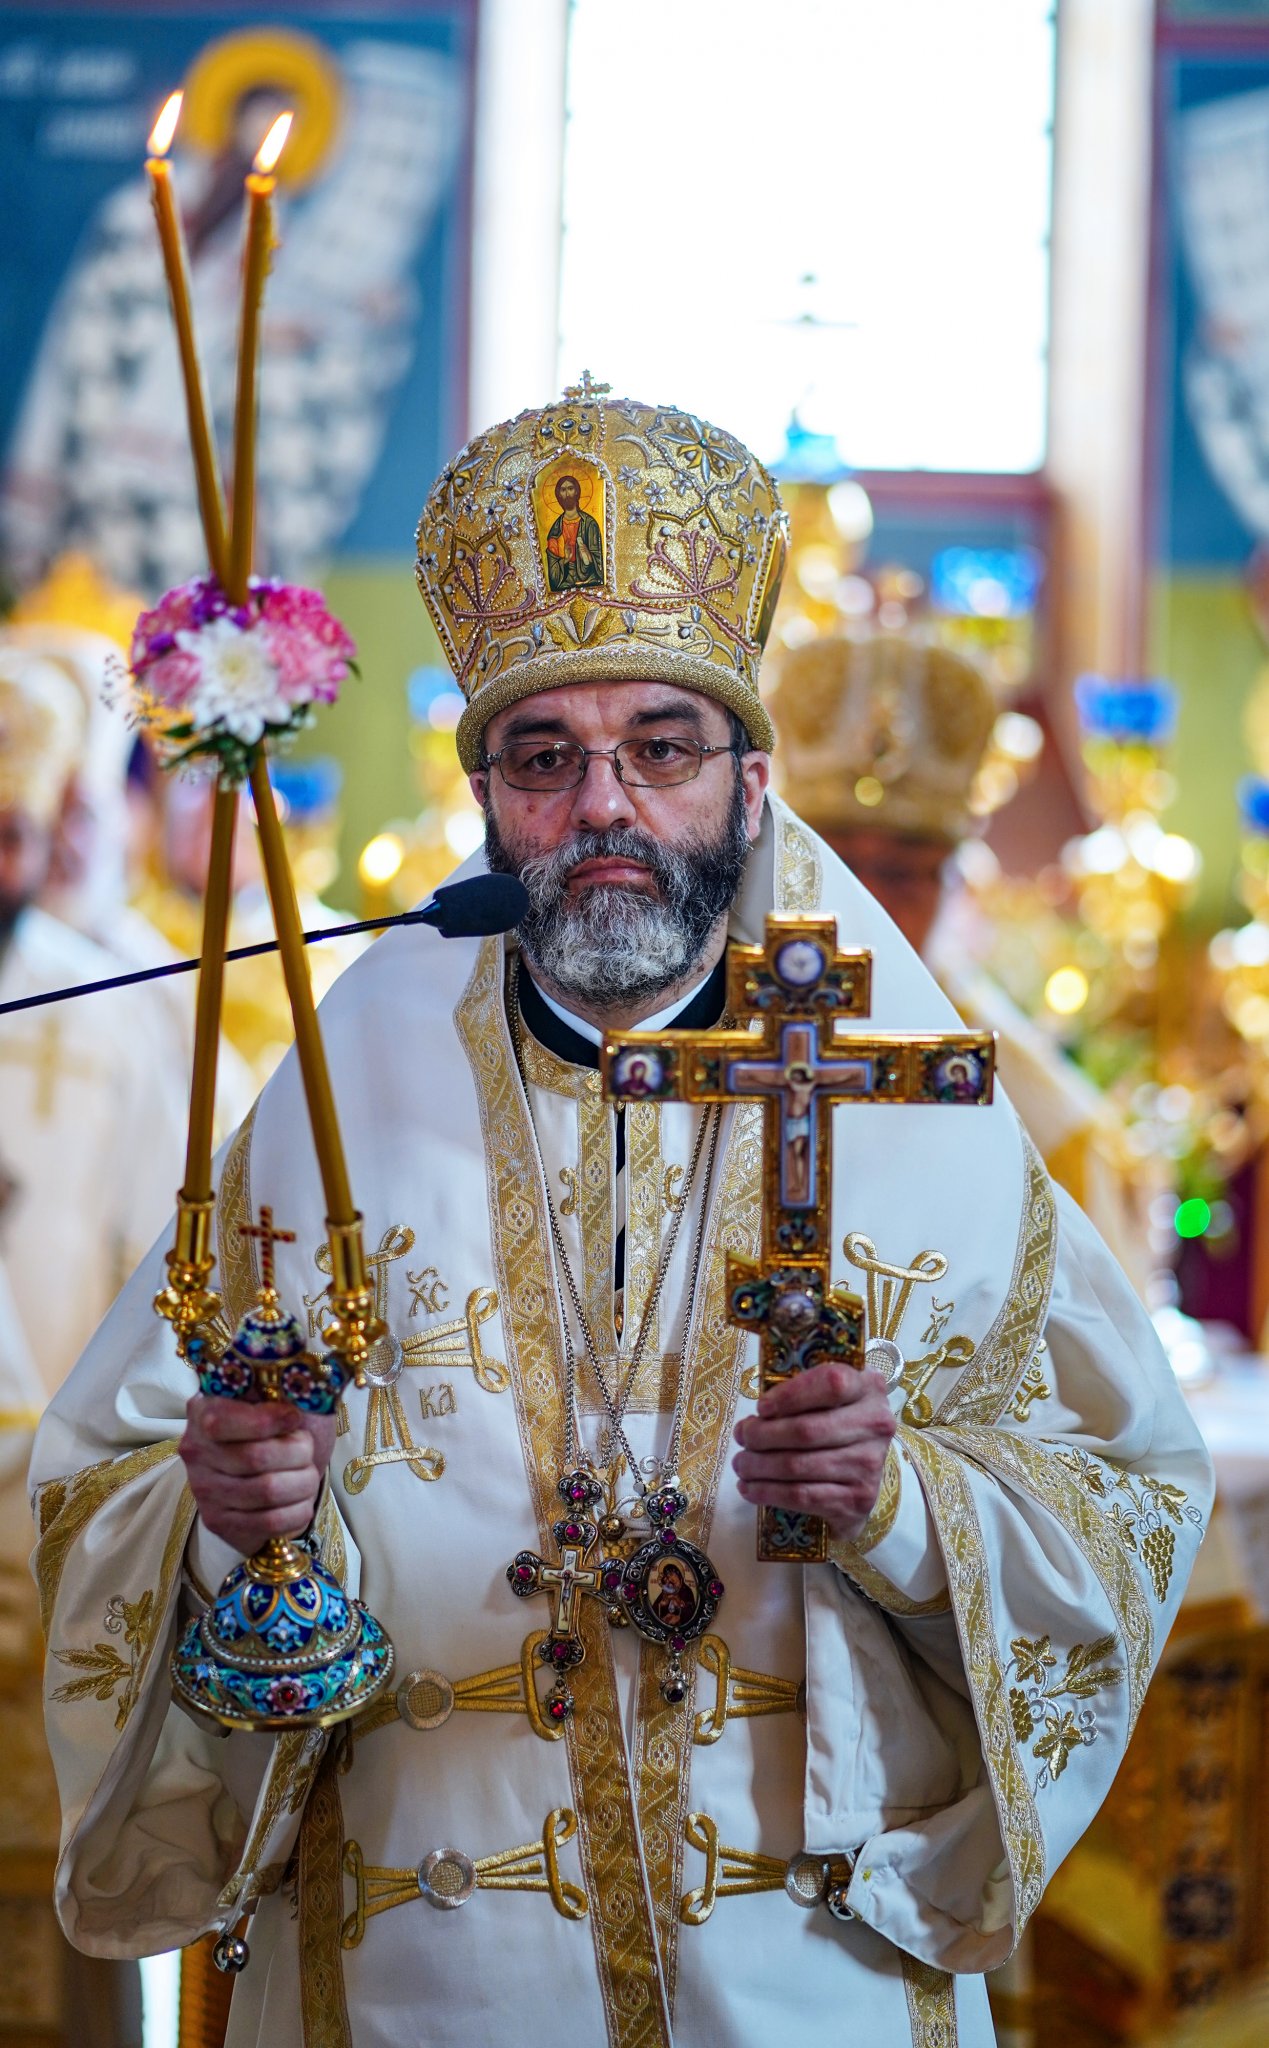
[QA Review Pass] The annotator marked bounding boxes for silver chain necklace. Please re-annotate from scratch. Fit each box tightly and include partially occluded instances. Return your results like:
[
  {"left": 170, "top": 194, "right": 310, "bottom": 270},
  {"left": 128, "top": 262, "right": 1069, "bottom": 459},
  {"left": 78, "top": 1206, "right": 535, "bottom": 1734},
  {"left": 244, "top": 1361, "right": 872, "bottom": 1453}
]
[{"left": 505, "top": 956, "right": 729, "bottom": 1712}]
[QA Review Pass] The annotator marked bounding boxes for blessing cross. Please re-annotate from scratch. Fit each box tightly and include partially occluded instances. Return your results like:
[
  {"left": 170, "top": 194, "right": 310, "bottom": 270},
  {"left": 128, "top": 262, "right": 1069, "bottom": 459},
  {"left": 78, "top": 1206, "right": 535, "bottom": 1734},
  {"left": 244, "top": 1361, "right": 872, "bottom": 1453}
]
[
  {"left": 603, "top": 914, "right": 994, "bottom": 1563},
  {"left": 238, "top": 1205, "right": 296, "bottom": 1296}
]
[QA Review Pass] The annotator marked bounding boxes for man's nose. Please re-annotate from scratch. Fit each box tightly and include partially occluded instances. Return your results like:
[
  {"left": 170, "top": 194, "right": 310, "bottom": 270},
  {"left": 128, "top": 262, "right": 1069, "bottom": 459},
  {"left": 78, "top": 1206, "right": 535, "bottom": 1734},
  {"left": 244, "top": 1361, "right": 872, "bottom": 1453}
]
[{"left": 567, "top": 752, "right": 638, "bottom": 832}]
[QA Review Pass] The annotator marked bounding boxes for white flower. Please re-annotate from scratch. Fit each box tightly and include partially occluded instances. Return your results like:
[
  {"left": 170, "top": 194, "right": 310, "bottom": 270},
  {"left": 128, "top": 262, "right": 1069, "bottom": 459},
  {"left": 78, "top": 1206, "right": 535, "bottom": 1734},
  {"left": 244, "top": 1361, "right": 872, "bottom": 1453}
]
[{"left": 178, "top": 617, "right": 291, "bottom": 744}]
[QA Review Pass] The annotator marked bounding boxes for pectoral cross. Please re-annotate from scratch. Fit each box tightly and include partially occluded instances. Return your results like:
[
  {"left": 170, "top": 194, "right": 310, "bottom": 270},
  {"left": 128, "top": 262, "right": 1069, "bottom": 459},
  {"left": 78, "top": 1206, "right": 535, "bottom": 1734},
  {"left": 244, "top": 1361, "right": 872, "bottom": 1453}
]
[
  {"left": 603, "top": 914, "right": 994, "bottom": 1563},
  {"left": 506, "top": 1470, "right": 608, "bottom": 1724}
]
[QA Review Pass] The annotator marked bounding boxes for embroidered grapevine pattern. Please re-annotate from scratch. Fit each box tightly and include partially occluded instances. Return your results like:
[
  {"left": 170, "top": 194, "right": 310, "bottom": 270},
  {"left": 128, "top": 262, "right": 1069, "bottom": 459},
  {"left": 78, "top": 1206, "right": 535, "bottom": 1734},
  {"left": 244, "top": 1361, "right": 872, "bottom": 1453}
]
[
  {"left": 1052, "top": 1446, "right": 1202, "bottom": 1600},
  {"left": 1006, "top": 1632, "right": 1124, "bottom": 1790},
  {"left": 50, "top": 1589, "right": 155, "bottom": 1729}
]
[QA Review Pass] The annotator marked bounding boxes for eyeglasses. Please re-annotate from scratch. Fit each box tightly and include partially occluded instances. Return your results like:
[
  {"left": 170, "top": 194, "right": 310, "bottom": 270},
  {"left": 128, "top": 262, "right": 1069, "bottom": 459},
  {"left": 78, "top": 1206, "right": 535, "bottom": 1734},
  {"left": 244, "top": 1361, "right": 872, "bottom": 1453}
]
[{"left": 482, "top": 735, "right": 740, "bottom": 792}]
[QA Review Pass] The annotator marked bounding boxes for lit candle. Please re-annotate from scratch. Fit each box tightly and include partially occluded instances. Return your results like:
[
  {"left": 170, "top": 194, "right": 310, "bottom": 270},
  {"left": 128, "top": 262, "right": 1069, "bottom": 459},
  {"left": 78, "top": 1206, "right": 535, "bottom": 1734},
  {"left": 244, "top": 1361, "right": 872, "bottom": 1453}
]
[
  {"left": 226, "top": 111, "right": 293, "bottom": 605},
  {"left": 145, "top": 91, "right": 228, "bottom": 584}
]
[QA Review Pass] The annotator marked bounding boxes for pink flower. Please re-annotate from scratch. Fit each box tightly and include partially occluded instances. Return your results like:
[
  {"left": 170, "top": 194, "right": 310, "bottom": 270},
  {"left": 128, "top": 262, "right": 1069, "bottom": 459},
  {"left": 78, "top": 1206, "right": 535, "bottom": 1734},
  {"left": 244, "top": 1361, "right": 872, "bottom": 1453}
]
[
  {"left": 259, "top": 622, "right": 315, "bottom": 698},
  {"left": 144, "top": 648, "right": 203, "bottom": 709}
]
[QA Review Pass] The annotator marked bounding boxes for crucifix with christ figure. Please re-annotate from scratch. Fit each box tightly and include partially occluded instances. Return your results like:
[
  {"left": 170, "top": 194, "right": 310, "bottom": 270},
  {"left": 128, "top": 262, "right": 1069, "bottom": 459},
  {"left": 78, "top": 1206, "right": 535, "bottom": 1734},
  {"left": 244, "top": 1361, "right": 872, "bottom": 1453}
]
[{"left": 602, "top": 914, "right": 995, "bottom": 1563}]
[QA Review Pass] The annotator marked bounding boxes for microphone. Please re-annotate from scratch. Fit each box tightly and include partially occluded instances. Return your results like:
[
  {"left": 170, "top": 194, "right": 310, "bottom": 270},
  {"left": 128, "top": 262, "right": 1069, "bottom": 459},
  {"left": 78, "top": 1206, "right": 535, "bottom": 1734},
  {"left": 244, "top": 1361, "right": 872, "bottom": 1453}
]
[
  {"left": 409, "top": 872, "right": 529, "bottom": 938},
  {"left": 0, "top": 874, "right": 530, "bottom": 1018}
]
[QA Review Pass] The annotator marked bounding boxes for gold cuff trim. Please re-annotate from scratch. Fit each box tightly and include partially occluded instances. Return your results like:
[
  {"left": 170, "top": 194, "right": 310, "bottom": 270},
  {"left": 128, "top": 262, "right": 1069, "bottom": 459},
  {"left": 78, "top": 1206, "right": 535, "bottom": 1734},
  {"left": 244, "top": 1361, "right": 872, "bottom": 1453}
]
[
  {"left": 845, "top": 1441, "right": 901, "bottom": 1556},
  {"left": 830, "top": 1543, "right": 952, "bottom": 1618},
  {"left": 34, "top": 1440, "right": 181, "bottom": 1635}
]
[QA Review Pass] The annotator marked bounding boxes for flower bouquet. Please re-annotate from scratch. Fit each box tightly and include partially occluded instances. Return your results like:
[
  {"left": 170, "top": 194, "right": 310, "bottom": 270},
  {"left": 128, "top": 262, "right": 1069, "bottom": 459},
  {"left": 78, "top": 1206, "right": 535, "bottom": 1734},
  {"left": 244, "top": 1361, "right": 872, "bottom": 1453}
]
[{"left": 129, "top": 574, "right": 356, "bottom": 780}]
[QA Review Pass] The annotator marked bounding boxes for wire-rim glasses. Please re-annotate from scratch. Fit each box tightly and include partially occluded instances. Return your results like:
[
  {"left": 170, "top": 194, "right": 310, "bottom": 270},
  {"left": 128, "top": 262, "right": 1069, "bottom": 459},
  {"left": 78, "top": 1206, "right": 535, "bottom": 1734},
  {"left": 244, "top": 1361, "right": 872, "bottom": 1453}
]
[{"left": 482, "top": 735, "right": 740, "bottom": 792}]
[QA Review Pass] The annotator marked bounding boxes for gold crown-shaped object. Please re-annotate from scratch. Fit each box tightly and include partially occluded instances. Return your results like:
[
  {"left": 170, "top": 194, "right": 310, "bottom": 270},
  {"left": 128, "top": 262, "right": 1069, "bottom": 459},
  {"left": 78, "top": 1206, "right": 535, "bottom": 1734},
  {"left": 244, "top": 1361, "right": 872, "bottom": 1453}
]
[
  {"left": 416, "top": 376, "right": 787, "bottom": 772},
  {"left": 10, "top": 553, "right": 142, "bottom": 657},
  {"left": 0, "top": 651, "right": 86, "bottom": 824},
  {"left": 768, "top": 627, "right": 998, "bottom": 845}
]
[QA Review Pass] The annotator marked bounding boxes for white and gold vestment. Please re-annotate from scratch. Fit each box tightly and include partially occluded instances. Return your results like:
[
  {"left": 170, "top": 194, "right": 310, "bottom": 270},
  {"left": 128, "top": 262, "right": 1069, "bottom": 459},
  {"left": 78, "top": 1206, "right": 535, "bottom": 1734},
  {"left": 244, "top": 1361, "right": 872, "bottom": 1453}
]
[{"left": 31, "top": 800, "right": 1213, "bottom": 2048}]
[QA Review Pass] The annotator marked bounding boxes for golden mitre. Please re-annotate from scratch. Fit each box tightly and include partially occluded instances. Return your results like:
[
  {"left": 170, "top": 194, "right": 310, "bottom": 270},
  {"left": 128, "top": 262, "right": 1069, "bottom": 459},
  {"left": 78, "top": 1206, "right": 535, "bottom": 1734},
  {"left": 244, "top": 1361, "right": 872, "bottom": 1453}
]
[
  {"left": 7, "top": 554, "right": 144, "bottom": 792},
  {"left": 0, "top": 650, "right": 85, "bottom": 824},
  {"left": 10, "top": 552, "right": 141, "bottom": 656},
  {"left": 768, "top": 626, "right": 998, "bottom": 845},
  {"left": 415, "top": 376, "right": 788, "bottom": 772}
]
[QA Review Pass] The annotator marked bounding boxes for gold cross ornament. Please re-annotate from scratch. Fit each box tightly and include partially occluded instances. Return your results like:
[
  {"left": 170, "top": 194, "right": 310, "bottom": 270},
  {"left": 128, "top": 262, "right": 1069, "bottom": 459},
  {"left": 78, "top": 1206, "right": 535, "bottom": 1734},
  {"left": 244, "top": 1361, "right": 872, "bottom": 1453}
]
[
  {"left": 238, "top": 1204, "right": 296, "bottom": 1296},
  {"left": 603, "top": 914, "right": 994, "bottom": 1562},
  {"left": 562, "top": 369, "right": 612, "bottom": 401}
]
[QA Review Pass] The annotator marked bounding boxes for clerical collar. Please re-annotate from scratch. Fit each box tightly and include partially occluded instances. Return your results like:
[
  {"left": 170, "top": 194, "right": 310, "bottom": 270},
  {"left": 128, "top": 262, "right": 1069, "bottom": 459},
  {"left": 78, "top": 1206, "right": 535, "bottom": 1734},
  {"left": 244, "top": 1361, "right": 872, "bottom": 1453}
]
[{"left": 517, "top": 955, "right": 727, "bottom": 1071}]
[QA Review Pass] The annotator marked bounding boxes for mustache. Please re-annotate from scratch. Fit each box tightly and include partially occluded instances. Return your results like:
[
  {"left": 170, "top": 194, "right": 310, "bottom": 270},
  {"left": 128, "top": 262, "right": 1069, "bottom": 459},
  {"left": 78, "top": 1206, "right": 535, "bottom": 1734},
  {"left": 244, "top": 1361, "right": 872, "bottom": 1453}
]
[{"left": 513, "top": 827, "right": 698, "bottom": 914}]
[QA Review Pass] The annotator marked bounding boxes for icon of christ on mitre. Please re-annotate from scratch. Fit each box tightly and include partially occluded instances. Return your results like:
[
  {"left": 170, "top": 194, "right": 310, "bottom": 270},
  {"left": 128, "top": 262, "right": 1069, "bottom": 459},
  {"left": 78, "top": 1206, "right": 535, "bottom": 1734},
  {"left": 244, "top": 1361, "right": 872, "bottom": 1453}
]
[{"left": 33, "top": 377, "right": 1213, "bottom": 2048}]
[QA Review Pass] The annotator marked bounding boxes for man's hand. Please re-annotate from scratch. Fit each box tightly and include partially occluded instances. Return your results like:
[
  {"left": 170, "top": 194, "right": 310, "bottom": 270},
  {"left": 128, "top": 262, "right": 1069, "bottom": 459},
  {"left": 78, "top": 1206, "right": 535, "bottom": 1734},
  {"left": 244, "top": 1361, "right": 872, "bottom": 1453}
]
[
  {"left": 732, "top": 1364, "right": 897, "bottom": 1540},
  {"left": 179, "top": 1395, "right": 337, "bottom": 1557}
]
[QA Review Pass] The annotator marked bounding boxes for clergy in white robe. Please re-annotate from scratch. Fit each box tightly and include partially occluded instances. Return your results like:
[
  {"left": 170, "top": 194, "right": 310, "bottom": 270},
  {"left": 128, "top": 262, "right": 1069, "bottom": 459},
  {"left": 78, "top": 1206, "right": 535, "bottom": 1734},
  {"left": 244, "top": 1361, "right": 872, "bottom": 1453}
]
[
  {"left": 768, "top": 625, "right": 1156, "bottom": 1295},
  {"left": 2, "top": 646, "right": 184, "bottom": 2045},
  {"left": 0, "top": 645, "right": 191, "bottom": 1398},
  {"left": 32, "top": 390, "right": 1213, "bottom": 2048}
]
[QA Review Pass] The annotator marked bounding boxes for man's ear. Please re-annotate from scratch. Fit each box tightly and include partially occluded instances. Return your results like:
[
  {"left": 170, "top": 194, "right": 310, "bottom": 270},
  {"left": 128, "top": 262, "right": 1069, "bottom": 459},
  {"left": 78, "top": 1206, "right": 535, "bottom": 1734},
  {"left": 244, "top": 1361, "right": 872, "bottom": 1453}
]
[
  {"left": 740, "top": 751, "right": 771, "bottom": 840},
  {"left": 469, "top": 769, "right": 489, "bottom": 808}
]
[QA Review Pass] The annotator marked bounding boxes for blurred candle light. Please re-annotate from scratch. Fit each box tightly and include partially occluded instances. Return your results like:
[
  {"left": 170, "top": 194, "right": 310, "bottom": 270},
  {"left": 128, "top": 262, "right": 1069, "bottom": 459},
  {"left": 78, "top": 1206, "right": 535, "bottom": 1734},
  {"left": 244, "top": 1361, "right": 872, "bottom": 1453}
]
[{"left": 1044, "top": 966, "right": 1090, "bottom": 1016}]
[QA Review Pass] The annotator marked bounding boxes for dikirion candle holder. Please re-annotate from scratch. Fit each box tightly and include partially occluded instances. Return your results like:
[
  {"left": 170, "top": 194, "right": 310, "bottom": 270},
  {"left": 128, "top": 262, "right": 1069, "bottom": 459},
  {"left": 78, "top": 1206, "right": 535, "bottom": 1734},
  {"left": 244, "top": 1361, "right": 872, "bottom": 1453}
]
[
  {"left": 136, "top": 84, "right": 395, "bottom": 1739},
  {"left": 171, "top": 1209, "right": 394, "bottom": 1732}
]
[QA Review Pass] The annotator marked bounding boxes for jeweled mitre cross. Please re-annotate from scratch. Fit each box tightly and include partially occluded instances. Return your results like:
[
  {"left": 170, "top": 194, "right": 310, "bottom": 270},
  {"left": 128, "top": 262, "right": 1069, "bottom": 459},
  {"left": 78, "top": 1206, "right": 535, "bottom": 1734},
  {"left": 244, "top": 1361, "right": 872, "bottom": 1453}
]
[{"left": 602, "top": 914, "right": 995, "bottom": 1563}]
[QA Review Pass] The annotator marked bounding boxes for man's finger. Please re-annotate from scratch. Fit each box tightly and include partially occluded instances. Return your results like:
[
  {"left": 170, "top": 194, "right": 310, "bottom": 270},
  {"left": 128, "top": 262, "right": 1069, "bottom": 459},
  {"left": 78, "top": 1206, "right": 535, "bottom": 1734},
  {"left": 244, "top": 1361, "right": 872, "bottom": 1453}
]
[
  {"left": 186, "top": 1429, "right": 320, "bottom": 1479},
  {"left": 750, "top": 1364, "right": 890, "bottom": 1421},
  {"left": 736, "top": 1400, "right": 894, "bottom": 1453},
  {"left": 732, "top": 1438, "right": 891, "bottom": 1485},
  {"left": 735, "top": 1477, "right": 872, "bottom": 1521},
  {"left": 187, "top": 1395, "right": 308, "bottom": 1443},
  {"left": 195, "top": 1466, "right": 323, "bottom": 1517}
]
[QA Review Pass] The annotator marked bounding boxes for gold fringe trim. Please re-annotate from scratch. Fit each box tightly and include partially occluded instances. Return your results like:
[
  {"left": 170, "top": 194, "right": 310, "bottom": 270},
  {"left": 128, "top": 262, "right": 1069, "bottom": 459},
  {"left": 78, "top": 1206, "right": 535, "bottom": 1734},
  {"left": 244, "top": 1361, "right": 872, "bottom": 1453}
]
[
  {"left": 298, "top": 1750, "right": 352, "bottom": 2048},
  {"left": 900, "top": 1429, "right": 1047, "bottom": 1932},
  {"left": 902, "top": 1954, "right": 959, "bottom": 2046},
  {"left": 936, "top": 1131, "right": 1056, "bottom": 1430},
  {"left": 216, "top": 1102, "right": 259, "bottom": 1328}
]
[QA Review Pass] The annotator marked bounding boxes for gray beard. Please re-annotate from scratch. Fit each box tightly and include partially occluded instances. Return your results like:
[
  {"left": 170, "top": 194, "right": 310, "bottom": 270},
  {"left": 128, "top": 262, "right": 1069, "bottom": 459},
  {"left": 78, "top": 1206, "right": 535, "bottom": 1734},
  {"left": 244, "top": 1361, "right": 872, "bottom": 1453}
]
[{"left": 485, "top": 783, "right": 750, "bottom": 1010}]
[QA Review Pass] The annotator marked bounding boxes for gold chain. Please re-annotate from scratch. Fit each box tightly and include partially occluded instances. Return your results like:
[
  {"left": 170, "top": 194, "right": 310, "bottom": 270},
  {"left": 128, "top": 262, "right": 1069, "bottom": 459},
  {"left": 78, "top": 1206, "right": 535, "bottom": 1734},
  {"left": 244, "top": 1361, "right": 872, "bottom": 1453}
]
[{"left": 508, "top": 956, "right": 721, "bottom": 1488}]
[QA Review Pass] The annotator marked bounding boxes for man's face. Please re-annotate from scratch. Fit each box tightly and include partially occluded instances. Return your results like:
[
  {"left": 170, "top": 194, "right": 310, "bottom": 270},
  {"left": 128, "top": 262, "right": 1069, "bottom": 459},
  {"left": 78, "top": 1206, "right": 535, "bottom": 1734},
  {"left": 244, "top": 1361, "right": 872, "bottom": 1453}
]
[
  {"left": 472, "top": 681, "right": 769, "bottom": 1008},
  {"left": 828, "top": 826, "right": 950, "bottom": 955},
  {"left": 555, "top": 477, "right": 581, "bottom": 513},
  {"left": 0, "top": 804, "right": 53, "bottom": 943}
]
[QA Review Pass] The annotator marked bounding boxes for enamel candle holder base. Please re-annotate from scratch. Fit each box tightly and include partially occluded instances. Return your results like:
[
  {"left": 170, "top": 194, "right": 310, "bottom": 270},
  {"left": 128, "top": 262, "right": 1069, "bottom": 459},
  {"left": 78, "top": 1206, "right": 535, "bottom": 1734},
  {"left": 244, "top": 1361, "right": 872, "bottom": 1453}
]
[{"left": 170, "top": 1286, "right": 393, "bottom": 1733}]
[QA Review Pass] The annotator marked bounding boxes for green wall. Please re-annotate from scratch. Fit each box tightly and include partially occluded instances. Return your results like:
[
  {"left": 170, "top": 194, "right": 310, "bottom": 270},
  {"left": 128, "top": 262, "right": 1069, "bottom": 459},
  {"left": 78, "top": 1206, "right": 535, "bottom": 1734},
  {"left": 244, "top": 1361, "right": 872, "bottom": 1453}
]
[
  {"left": 289, "top": 554, "right": 447, "bottom": 896},
  {"left": 1148, "top": 571, "right": 1264, "bottom": 929}
]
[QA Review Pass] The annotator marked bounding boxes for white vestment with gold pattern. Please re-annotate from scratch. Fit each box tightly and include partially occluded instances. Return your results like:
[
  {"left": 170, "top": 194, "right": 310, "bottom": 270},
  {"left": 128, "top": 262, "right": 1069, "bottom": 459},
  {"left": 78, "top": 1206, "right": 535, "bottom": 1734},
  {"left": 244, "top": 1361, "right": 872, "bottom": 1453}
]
[
  {"left": 1, "top": 906, "right": 185, "bottom": 2037},
  {"left": 30, "top": 800, "right": 1213, "bottom": 2048},
  {"left": 0, "top": 906, "right": 188, "bottom": 1399}
]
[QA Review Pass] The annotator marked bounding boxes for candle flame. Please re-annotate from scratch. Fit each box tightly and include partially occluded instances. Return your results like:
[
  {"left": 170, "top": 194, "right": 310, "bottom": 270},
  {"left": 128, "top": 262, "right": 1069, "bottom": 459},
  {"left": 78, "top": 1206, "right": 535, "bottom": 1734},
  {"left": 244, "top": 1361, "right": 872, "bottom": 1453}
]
[
  {"left": 148, "top": 90, "right": 183, "bottom": 159},
  {"left": 253, "top": 110, "right": 294, "bottom": 177}
]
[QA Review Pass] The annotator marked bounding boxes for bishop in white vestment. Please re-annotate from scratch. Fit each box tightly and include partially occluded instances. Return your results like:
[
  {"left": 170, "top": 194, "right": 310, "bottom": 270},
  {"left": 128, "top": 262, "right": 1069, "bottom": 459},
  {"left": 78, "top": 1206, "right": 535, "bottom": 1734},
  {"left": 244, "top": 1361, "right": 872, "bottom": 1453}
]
[{"left": 32, "top": 390, "right": 1213, "bottom": 2048}]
